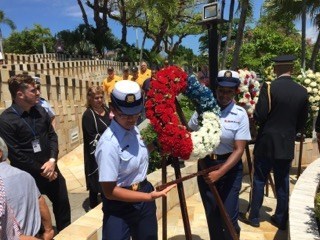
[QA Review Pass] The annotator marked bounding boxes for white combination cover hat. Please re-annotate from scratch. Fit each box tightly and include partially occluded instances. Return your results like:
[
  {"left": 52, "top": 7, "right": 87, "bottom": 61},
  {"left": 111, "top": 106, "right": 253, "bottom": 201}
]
[
  {"left": 111, "top": 80, "right": 143, "bottom": 115},
  {"left": 217, "top": 70, "right": 240, "bottom": 87}
]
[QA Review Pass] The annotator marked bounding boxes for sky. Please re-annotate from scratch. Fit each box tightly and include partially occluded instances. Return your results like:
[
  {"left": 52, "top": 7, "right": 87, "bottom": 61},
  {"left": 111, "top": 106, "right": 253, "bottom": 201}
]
[{"left": 0, "top": 0, "right": 318, "bottom": 55}]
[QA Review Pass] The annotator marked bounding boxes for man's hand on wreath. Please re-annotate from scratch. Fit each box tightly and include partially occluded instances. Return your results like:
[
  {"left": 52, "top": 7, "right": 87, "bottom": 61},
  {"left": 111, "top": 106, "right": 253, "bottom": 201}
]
[{"left": 204, "top": 170, "right": 223, "bottom": 184}]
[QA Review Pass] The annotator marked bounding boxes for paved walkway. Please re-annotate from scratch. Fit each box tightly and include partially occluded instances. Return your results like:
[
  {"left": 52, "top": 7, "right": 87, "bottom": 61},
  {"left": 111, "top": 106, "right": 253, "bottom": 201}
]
[{"left": 51, "top": 144, "right": 301, "bottom": 239}]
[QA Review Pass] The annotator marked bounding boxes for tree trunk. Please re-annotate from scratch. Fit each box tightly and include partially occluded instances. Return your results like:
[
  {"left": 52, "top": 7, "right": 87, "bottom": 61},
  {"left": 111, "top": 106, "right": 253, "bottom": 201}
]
[
  {"left": 231, "top": 0, "right": 249, "bottom": 70},
  {"left": 310, "top": 31, "right": 320, "bottom": 71},
  {"left": 120, "top": 0, "right": 127, "bottom": 45},
  {"left": 77, "top": 0, "right": 90, "bottom": 28},
  {"left": 301, "top": 0, "right": 307, "bottom": 70},
  {"left": 151, "top": 21, "right": 168, "bottom": 53},
  {"left": 217, "top": 0, "right": 226, "bottom": 68},
  {"left": 221, "top": 0, "right": 235, "bottom": 69}
]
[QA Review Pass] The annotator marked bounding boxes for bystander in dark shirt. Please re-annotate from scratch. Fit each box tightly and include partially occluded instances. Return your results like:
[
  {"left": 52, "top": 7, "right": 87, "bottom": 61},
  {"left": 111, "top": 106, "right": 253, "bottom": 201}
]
[{"left": 0, "top": 102, "right": 58, "bottom": 175}]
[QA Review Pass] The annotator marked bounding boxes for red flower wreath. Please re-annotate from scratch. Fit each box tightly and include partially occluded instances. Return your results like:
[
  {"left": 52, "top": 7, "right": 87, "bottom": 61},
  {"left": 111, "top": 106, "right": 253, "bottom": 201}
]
[{"left": 145, "top": 66, "right": 193, "bottom": 160}]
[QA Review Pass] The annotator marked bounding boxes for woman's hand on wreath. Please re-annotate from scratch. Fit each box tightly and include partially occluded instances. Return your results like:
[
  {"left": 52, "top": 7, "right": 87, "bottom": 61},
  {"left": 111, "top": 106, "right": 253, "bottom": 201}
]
[
  {"left": 150, "top": 184, "right": 176, "bottom": 200},
  {"left": 204, "top": 170, "right": 223, "bottom": 184}
]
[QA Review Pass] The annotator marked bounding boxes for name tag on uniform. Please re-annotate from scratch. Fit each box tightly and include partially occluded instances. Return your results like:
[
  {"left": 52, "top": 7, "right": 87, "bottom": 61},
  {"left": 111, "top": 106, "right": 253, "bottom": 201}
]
[
  {"left": 224, "top": 119, "right": 240, "bottom": 123},
  {"left": 32, "top": 139, "right": 42, "bottom": 153}
]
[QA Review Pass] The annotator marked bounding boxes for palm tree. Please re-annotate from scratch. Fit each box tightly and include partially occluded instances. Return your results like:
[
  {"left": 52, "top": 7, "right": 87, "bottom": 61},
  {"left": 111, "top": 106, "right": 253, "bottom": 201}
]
[
  {"left": 0, "top": 10, "right": 16, "bottom": 56},
  {"left": 221, "top": 0, "right": 235, "bottom": 69},
  {"left": 264, "top": 0, "right": 320, "bottom": 70},
  {"left": 0, "top": 10, "right": 16, "bottom": 30},
  {"left": 231, "top": 0, "right": 253, "bottom": 70},
  {"left": 310, "top": 13, "right": 320, "bottom": 70}
]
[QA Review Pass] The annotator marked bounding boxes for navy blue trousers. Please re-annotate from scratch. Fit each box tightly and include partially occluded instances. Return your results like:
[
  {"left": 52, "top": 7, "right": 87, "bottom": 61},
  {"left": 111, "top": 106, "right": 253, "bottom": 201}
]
[
  {"left": 198, "top": 158, "right": 243, "bottom": 240},
  {"left": 101, "top": 181, "right": 157, "bottom": 240},
  {"left": 248, "top": 157, "right": 291, "bottom": 228}
]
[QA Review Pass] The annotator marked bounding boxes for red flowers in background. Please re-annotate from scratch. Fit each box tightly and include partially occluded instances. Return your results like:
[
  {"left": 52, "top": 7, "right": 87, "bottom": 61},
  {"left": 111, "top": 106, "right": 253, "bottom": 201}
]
[{"left": 145, "top": 66, "right": 193, "bottom": 160}]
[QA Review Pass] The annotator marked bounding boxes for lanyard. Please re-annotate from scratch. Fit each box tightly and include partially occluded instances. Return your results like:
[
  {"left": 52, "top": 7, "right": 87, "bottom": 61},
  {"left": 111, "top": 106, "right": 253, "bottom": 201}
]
[
  {"left": 98, "top": 117, "right": 109, "bottom": 128},
  {"left": 11, "top": 107, "right": 37, "bottom": 137}
]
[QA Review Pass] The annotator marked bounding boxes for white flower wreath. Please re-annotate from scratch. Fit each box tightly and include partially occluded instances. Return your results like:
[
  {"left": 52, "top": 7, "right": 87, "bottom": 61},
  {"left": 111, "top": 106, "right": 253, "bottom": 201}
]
[
  {"left": 237, "top": 69, "right": 260, "bottom": 118},
  {"left": 185, "top": 75, "right": 222, "bottom": 160},
  {"left": 189, "top": 111, "right": 221, "bottom": 160}
]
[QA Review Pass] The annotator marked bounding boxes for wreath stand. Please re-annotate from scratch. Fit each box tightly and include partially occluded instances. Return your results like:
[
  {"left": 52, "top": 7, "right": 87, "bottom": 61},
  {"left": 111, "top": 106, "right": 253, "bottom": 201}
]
[{"left": 159, "top": 99, "right": 239, "bottom": 240}]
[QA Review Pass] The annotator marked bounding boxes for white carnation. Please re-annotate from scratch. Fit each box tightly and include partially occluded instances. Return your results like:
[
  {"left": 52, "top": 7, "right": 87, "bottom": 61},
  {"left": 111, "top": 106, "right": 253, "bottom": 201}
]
[
  {"left": 310, "top": 82, "right": 317, "bottom": 87},
  {"left": 304, "top": 79, "right": 311, "bottom": 85},
  {"left": 307, "top": 87, "right": 312, "bottom": 93},
  {"left": 307, "top": 73, "right": 315, "bottom": 79}
]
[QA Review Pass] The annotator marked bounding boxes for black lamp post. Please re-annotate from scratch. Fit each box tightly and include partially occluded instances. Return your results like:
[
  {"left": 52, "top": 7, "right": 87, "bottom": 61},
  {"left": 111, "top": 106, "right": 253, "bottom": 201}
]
[{"left": 198, "top": 1, "right": 226, "bottom": 94}]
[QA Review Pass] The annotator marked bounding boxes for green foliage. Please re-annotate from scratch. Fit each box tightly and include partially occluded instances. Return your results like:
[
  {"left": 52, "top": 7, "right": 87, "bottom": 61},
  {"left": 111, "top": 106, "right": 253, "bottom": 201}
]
[
  {"left": 140, "top": 124, "right": 162, "bottom": 173},
  {"left": 178, "top": 94, "right": 195, "bottom": 122},
  {"left": 125, "top": 0, "right": 202, "bottom": 56},
  {"left": 56, "top": 24, "right": 119, "bottom": 56},
  {"left": 4, "top": 24, "right": 55, "bottom": 54},
  {"left": 171, "top": 45, "right": 196, "bottom": 71},
  {"left": 140, "top": 95, "right": 195, "bottom": 173},
  {"left": 238, "top": 18, "right": 302, "bottom": 72},
  {"left": 117, "top": 43, "right": 140, "bottom": 62},
  {"left": 315, "top": 192, "right": 320, "bottom": 222}
]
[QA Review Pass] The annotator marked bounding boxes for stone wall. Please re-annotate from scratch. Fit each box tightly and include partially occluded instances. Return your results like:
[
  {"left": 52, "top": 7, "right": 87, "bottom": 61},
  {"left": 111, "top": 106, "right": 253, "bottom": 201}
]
[{"left": 0, "top": 53, "right": 133, "bottom": 158}]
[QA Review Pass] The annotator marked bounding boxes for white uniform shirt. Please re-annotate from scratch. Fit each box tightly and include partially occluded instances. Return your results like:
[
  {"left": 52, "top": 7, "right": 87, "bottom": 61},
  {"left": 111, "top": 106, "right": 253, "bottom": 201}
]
[
  {"left": 39, "top": 98, "right": 55, "bottom": 118},
  {"left": 95, "top": 120, "right": 149, "bottom": 187},
  {"left": 189, "top": 102, "right": 251, "bottom": 155}
]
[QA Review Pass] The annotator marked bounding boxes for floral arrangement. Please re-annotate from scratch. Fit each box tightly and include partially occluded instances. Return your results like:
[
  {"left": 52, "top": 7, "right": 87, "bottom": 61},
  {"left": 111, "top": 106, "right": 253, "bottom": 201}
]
[
  {"left": 188, "top": 111, "right": 221, "bottom": 160},
  {"left": 146, "top": 68, "right": 221, "bottom": 160},
  {"left": 296, "top": 69, "right": 320, "bottom": 113},
  {"left": 236, "top": 69, "right": 260, "bottom": 118},
  {"left": 184, "top": 75, "right": 220, "bottom": 115},
  {"left": 263, "top": 65, "right": 276, "bottom": 82},
  {"left": 145, "top": 66, "right": 193, "bottom": 160},
  {"left": 184, "top": 75, "right": 221, "bottom": 160}
]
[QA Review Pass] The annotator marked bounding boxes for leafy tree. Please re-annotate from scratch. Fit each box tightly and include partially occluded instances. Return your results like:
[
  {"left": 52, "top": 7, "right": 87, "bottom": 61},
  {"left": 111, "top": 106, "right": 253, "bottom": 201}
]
[
  {"left": 236, "top": 17, "right": 303, "bottom": 73},
  {"left": 231, "top": 0, "right": 253, "bottom": 70},
  {"left": 77, "top": 0, "right": 110, "bottom": 55},
  {"left": 56, "top": 24, "right": 119, "bottom": 56},
  {"left": 4, "top": 24, "right": 55, "bottom": 54},
  {"left": 77, "top": 0, "right": 203, "bottom": 59},
  {"left": 221, "top": 0, "right": 235, "bottom": 69},
  {"left": 107, "top": 0, "right": 143, "bottom": 45},
  {"left": 171, "top": 45, "right": 196, "bottom": 70},
  {"left": 310, "top": 13, "right": 320, "bottom": 71},
  {"left": 264, "top": 0, "right": 320, "bottom": 70}
]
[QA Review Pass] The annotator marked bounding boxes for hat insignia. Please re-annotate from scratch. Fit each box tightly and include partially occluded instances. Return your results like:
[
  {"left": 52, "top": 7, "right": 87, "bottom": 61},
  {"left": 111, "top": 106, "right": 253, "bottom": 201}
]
[
  {"left": 125, "top": 94, "right": 135, "bottom": 103},
  {"left": 224, "top": 71, "right": 232, "bottom": 78}
]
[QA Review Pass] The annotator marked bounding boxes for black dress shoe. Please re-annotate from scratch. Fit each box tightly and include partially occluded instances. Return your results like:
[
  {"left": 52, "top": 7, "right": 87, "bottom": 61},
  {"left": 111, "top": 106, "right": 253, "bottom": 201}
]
[
  {"left": 270, "top": 215, "right": 287, "bottom": 230},
  {"left": 238, "top": 212, "right": 260, "bottom": 227}
]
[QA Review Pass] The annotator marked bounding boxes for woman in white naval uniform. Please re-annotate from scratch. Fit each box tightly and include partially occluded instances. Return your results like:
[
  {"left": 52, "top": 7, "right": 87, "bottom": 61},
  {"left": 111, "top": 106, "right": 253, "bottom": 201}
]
[
  {"left": 95, "top": 80, "right": 175, "bottom": 240},
  {"left": 189, "top": 70, "right": 251, "bottom": 240}
]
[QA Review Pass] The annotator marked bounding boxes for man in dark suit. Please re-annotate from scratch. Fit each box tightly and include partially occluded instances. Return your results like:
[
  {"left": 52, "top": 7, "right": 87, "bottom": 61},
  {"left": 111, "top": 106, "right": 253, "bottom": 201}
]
[{"left": 240, "top": 55, "right": 309, "bottom": 230}]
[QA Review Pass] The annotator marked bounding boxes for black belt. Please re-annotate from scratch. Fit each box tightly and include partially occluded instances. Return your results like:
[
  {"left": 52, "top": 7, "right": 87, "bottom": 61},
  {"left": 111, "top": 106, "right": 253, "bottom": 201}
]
[
  {"left": 122, "top": 179, "right": 148, "bottom": 191},
  {"left": 210, "top": 152, "right": 232, "bottom": 160}
]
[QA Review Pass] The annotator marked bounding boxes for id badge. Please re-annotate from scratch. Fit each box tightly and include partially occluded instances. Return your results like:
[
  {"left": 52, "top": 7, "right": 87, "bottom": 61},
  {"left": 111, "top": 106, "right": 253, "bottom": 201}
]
[{"left": 32, "top": 139, "right": 42, "bottom": 153}]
